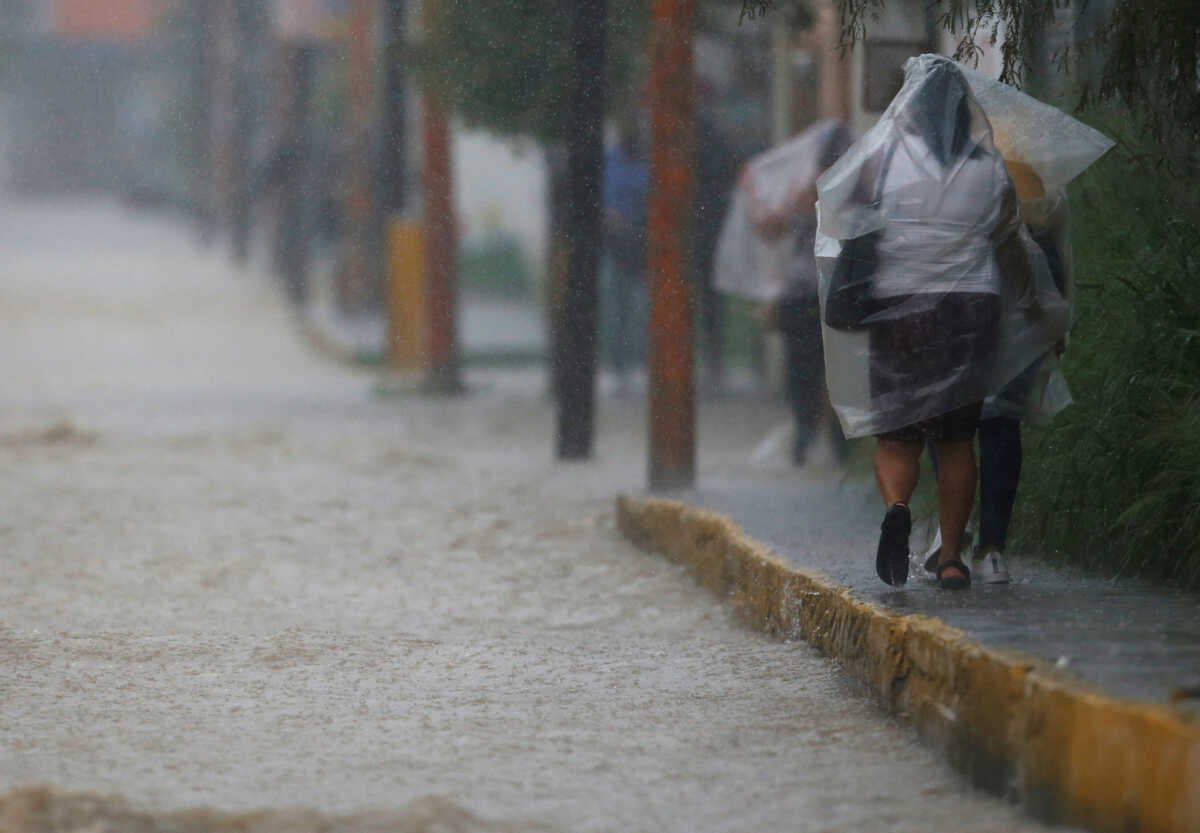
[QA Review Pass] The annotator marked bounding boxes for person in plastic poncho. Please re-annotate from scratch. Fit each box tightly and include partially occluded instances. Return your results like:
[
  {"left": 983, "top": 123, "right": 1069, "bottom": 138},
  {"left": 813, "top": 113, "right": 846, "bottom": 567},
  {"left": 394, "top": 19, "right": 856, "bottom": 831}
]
[
  {"left": 711, "top": 120, "right": 853, "bottom": 465},
  {"left": 755, "top": 122, "right": 853, "bottom": 466},
  {"left": 815, "top": 55, "right": 1069, "bottom": 589}
]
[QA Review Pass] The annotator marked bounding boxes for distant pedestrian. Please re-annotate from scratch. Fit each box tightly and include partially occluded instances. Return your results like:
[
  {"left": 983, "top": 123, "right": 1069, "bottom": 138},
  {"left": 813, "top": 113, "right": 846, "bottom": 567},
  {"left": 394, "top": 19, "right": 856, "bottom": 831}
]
[
  {"left": 599, "top": 115, "right": 650, "bottom": 389},
  {"left": 816, "top": 55, "right": 1070, "bottom": 589},
  {"left": 713, "top": 121, "right": 854, "bottom": 466},
  {"left": 755, "top": 122, "right": 853, "bottom": 466}
]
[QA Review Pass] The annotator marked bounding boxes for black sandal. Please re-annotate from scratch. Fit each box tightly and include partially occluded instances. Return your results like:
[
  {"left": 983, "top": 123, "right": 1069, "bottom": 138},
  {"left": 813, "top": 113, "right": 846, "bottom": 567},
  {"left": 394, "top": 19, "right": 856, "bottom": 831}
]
[
  {"left": 936, "top": 559, "right": 971, "bottom": 590},
  {"left": 876, "top": 503, "right": 911, "bottom": 586}
]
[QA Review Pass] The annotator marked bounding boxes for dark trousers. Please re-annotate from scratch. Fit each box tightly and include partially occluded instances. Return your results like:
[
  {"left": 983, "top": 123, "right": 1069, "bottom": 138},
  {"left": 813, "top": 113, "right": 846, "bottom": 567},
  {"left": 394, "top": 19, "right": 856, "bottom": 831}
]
[
  {"left": 977, "top": 416, "right": 1022, "bottom": 551},
  {"left": 777, "top": 296, "right": 848, "bottom": 464},
  {"left": 926, "top": 414, "right": 1023, "bottom": 551}
]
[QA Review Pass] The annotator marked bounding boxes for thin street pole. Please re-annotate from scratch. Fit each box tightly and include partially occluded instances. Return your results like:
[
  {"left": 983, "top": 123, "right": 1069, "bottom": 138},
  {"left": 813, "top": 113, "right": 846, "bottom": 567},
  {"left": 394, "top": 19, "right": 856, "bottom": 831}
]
[
  {"left": 339, "top": 0, "right": 376, "bottom": 311},
  {"left": 646, "top": 0, "right": 696, "bottom": 489},
  {"left": 229, "top": 0, "right": 253, "bottom": 265},
  {"left": 380, "top": 0, "right": 408, "bottom": 217},
  {"left": 195, "top": 0, "right": 216, "bottom": 244},
  {"left": 380, "top": 0, "right": 427, "bottom": 373},
  {"left": 555, "top": 0, "right": 607, "bottom": 459},
  {"left": 275, "top": 41, "right": 315, "bottom": 304},
  {"left": 205, "top": 0, "right": 236, "bottom": 252},
  {"left": 422, "top": 0, "right": 462, "bottom": 393}
]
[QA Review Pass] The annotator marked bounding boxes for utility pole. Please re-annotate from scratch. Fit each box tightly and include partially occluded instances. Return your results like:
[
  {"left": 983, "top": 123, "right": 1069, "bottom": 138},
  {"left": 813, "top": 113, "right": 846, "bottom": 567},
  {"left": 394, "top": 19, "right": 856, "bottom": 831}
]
[
  {"left": 379, "top": 0, "right": 408, "bottom": 217},
  {"left": 205, "top": 0, "right": 236, "bottom": 254},
  {"left": 815, "top": 0, "right": 850, "bottom": 122},
  {"left": 274, "top": 40, "right": 315, "bottom": 303},
  {"left": 229, "top": 0, "right": 253, "bottom": 266},
  {"left": 339, "top": 0, "right": 378, "bottom": 312},
  {"left": 646, "top": 0, "right": 696, "bottom": 489},
  {"left": 555, "top": 0, "right": 607, "bottom": 459},
  {"left": 381, "top": 0, "right": 427, "bottom": 372},
  {"left": 205, "top": 0, "right": 253, "bottom": 264},
  {"left": 421, "top": 0, "right": 462, "bottom": 392}
]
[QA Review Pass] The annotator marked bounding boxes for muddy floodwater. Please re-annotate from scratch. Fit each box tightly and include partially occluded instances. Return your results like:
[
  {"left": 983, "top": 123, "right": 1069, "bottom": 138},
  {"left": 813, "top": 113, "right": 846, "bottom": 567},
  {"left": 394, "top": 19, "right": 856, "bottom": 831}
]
[{"left": 0, "top": 201, "right": 1064, "bottom": 832}]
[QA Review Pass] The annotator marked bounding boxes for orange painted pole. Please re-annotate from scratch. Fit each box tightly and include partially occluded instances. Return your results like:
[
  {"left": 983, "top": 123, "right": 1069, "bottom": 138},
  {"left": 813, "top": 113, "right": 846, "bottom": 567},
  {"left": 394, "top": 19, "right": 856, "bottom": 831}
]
[
  {"left": 647, "top": 0, "right": 696, "bottom": 490},
  {"left": 422, "top": 2, "right": 462, "bottom": 393}
]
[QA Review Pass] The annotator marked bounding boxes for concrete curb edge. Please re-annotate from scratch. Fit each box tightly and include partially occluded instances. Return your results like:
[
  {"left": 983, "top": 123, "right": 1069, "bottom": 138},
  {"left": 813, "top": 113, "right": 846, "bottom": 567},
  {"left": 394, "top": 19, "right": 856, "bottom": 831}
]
[{"left": 616, "top": 494, "right": 1200, "bottom": 833}]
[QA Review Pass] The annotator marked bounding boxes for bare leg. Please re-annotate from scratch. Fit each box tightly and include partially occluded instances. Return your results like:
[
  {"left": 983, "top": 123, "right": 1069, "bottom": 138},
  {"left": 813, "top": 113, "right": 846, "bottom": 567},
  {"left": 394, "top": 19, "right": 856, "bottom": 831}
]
[
  {"left": 873, "top": 438, "right": 921, "bottom": 585},
  {"left": 874, "top": 438, "right": 922, "bottom": 507},
  {"left": 934, "top": 439, "right": 976, "bottom": 582}
]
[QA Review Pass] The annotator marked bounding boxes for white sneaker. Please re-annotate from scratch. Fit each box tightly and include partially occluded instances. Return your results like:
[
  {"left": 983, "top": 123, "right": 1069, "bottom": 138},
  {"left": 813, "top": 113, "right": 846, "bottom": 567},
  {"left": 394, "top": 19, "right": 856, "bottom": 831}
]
[{"left": 972, "top": 548, "right": 1010, "bottom": 584}]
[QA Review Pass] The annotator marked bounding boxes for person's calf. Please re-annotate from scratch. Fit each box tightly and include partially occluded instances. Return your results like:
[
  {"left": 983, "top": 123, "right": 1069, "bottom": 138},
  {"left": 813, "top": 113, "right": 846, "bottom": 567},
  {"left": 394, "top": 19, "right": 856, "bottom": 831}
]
[
  {"left": 933, "top": 438, "right": 977, "bottom": 588},
  {"left": 873, "top": 438, "right": 922, "bottom": 507}
]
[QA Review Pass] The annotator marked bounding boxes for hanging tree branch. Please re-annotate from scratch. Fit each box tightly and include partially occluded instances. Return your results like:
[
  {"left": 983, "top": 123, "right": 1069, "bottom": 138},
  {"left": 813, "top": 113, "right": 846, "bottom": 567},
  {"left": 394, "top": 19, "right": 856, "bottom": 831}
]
[{"left": 740, "top": 0, "right": 1200, "bottom": 139}]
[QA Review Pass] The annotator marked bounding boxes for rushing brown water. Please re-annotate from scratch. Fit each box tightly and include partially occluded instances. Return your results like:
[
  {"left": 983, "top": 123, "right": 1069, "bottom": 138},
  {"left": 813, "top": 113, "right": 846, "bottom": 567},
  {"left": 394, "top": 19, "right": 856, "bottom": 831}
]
[{"left": 0, "top": 199, "right": 1067, "bottom": 832}]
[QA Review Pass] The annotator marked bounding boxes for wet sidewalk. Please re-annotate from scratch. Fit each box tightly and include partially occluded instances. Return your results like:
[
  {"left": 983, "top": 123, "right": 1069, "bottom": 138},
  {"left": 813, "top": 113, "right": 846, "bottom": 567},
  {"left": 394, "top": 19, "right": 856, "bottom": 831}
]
[{"left": 674, "top": 467, "right": 1200, "bottom": 711}]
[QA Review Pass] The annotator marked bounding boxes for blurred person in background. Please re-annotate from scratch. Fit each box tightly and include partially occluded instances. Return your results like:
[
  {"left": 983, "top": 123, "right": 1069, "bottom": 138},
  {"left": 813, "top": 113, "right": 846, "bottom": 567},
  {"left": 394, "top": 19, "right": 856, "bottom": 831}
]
[
  {"left": 600, "top": 112, "right": 650, "bottom": 392},
  {"left": 752, "top": 121, "right": 852, "bottom": 466},
  {"left": 713, "top": 120, "right": 852, "bottom": 468}
]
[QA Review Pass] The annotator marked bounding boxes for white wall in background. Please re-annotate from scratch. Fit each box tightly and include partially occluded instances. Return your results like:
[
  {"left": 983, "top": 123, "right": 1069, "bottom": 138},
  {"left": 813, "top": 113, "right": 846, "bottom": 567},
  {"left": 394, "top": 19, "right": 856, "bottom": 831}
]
[{"left": 452, "top": 128, "right": 548, "bottom": 286}]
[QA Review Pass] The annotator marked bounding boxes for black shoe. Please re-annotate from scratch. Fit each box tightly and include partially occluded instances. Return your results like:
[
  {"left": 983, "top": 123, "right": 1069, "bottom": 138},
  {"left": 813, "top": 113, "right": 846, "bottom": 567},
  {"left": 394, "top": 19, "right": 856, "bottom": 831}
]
[{"left": 876, "top": 503, "right": 911, "bottom": 586}]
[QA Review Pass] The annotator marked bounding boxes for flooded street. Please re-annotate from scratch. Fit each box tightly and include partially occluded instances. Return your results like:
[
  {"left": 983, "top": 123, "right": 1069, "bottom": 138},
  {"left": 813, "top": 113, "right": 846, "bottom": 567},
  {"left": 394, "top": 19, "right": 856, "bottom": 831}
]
[{"left": 0, "top": 200, "right": 1061, "bottom": 832}]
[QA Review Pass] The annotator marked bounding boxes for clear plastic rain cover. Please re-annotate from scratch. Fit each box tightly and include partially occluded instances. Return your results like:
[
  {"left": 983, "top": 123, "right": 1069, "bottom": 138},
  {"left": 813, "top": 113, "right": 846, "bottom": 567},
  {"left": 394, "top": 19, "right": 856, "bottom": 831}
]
[
  {"left": 714, "top": 120, "right": 850, "bottom": 302},
  {"left": 815, "top": 54, "right": 1113, "bottom": 438}
]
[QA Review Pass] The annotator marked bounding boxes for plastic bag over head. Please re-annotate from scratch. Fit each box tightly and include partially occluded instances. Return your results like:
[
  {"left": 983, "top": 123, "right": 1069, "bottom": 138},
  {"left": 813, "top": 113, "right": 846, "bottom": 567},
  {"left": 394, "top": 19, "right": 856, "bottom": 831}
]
[
  {"left": 956, "top": 62, "right": 1114, "bottom": 196},
  {"left": 815, "top": 54, "right": 1090, "bottom": 437},
  {"left": 959, "top": 64, "right": 1112, "bottom": 424}
]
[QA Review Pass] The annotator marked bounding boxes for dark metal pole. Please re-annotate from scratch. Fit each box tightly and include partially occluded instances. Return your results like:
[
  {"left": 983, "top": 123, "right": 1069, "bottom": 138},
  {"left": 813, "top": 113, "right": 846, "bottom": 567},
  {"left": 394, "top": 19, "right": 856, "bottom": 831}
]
[
  {"left": 276, "top": 42, "right": 314, "bottom": 304},
  {"left": 555, "top": 0, "right": 608, "bottom": 460},
  {"left": 380, "top": 0, "right": 408, "bottom": 217},
  {"left": 339, "top": 0, "right": 376, "bottom": 311},
  {"left": 229, "top": 0, "right": 254, "bottom": 265},
  {"left": 647, "top": 0, "right": 696, "bottom": 489},
  {"left": 206, "top": 0, "right": 235, "bottom": 251}
]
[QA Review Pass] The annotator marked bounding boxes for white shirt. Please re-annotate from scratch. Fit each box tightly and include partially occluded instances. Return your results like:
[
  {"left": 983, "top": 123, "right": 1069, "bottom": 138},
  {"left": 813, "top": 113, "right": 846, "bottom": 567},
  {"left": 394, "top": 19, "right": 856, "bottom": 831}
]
[{"left": 870, "top": 135, "right": 1012, "bottom": 299}]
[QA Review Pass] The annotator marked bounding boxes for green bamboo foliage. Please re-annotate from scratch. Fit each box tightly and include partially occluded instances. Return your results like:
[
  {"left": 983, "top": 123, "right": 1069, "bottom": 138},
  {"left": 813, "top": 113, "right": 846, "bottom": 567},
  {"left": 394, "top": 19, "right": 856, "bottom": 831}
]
[{"left": 1016, "top": 117, "right": 1200, "bottom": 587}]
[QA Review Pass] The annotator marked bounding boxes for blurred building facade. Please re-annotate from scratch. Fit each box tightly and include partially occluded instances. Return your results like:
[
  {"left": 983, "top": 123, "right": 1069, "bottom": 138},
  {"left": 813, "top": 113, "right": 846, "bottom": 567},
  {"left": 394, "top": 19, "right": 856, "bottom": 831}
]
[{"left": 3, "top": 0, "right": 172, "bottom": 196}]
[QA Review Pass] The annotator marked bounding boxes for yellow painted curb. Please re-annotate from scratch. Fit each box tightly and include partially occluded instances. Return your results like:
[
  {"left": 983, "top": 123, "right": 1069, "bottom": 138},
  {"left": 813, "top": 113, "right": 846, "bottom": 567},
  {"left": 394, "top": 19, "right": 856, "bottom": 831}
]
[{"left": 616, "top": 494, "right": 1200, "bottom": 833}]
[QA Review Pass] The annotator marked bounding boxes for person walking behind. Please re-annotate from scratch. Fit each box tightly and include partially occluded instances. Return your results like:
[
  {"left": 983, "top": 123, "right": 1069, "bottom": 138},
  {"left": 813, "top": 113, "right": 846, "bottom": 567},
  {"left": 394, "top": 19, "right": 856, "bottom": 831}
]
[{"left": 815, "top": 56, "right": 1070, "bottom": 590}]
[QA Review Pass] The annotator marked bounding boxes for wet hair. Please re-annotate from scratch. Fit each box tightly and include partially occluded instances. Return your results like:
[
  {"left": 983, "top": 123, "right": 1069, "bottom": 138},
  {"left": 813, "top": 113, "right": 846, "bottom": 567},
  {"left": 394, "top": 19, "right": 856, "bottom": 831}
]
[{"left": 901, "top": 58, "right": 980, "bottom": 165}]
